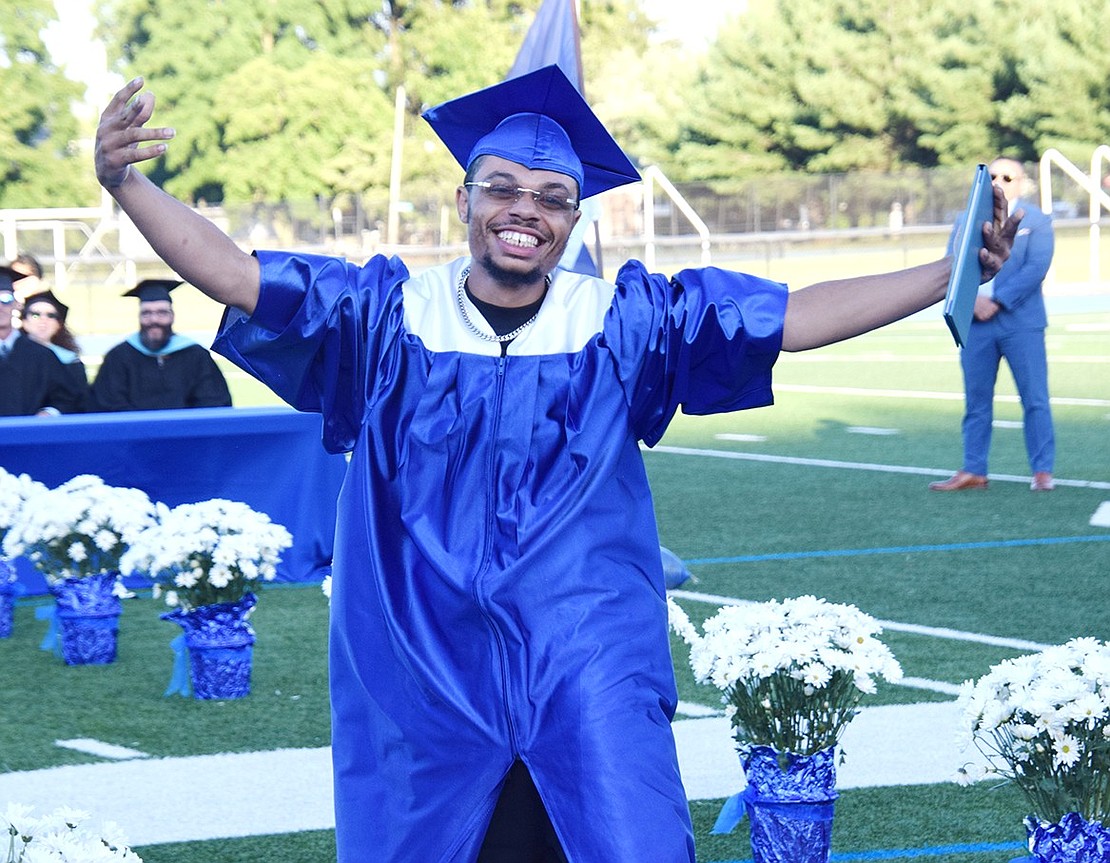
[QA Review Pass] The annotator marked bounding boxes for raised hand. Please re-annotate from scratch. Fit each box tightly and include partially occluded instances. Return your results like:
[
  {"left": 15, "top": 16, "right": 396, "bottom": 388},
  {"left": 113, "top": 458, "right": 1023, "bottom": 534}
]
[
  {"left": 95, "top": 77, "right": 175, "bottom": 190},
  {"left": 978, "top": 182, "right": 1021, "bottom": 282}
]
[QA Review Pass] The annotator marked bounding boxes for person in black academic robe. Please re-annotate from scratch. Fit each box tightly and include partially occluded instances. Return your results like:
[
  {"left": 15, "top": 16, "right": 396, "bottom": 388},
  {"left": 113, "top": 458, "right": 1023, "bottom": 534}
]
[
  {"left": 0, "top": 333, "right": 88, "bottom": 416},
  {"left": 0, "top": 268, "right": 86, "bottom": 417},
  {"left": 91, "top": 337, "right": 232, "bottom": 411},
  {"left": 90, "top": 278, "right": 232, "bottom": 412},
  {"left": 21, "top": 290, "right": 92, "bottom": 413}
]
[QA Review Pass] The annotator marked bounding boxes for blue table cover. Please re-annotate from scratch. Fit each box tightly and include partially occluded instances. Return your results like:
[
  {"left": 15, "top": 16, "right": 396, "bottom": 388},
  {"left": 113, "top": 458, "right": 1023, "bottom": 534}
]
[{"left": 0, "top": 406, "right": 347, "bottom": 595}]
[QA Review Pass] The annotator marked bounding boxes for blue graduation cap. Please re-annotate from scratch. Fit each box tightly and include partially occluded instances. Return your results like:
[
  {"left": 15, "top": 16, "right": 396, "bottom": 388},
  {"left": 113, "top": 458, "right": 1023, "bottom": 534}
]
[{"left": 422, "top": 65, "right": 640, "bottom": 201}]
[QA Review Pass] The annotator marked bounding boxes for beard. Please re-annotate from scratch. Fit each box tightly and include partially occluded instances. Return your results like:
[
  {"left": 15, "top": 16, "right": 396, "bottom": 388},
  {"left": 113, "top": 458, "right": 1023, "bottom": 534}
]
[
  {"left": 140, "top": 324, "right": 172, "bottom": 351},
  {"left": 473, "top": 252, "right": 546, "bottom": 290}
]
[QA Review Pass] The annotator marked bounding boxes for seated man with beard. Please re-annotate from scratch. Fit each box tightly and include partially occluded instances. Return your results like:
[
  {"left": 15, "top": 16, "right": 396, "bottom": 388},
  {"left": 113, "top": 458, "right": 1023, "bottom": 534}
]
[{"left": 90, "top": 279, "right": 232, "bottom": 411}]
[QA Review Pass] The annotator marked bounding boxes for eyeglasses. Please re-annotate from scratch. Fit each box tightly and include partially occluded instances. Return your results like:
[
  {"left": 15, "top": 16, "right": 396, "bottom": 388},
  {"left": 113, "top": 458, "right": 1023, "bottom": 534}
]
[
  {"left": 464, "top": 181, "right": 579, "bottom": 214},
  {"left": 25, "top": 310, "right": 60, "bottom": 320},
  {"left": 990, "top": 173, "right": 1018, "bottom": 183},
  {"left": 0, "top": 292, "right": 14, "bottom": 306}
]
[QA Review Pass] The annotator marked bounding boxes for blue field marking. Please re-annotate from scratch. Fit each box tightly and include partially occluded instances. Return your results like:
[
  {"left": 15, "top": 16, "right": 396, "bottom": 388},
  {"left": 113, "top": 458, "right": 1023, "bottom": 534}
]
[
  {"left": 686, "top": 534, "right": 1110, "bottom": 566},
  {"left": 708, "top": 839, "right": 1024, "bottom": 862}
]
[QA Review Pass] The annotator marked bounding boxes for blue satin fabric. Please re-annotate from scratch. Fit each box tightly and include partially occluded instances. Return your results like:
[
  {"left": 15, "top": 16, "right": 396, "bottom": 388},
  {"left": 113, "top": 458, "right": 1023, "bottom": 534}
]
[{"left": 214, "top": 252, "right": 786, "bottom": 863}]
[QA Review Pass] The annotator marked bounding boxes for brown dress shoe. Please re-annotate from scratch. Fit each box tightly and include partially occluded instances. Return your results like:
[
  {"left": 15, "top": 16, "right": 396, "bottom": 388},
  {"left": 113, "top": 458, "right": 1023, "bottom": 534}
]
[
  {"left": 929, "top": 471, "right": 988, "bottom": 491},
  {"left": 1031, "top": 472, "right": 1055, "bottom": 491}
]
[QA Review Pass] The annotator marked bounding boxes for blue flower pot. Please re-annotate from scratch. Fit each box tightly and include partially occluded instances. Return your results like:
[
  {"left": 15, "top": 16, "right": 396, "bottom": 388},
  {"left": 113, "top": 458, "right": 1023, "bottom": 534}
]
[
  {"left": 0, "top": 559, "right": 16, "bottom": 638},
  {"left": 49, "top": 572, "right": 123, "bottom": 665},
  {"left": 162, "top": 593, "right": 257, "bottom": 700},
  {"left": 740, "top": 746, "right": 837, "bottom": 863},
  {"left": 1010, "top": 812, "right": 1110, "bottom": 863}
]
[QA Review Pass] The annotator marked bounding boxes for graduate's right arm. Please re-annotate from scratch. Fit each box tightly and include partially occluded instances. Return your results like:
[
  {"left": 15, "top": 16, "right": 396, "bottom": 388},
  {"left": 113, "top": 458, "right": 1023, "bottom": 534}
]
[{"left": 95, "top": 77, "right": 260, "bottom": 315}]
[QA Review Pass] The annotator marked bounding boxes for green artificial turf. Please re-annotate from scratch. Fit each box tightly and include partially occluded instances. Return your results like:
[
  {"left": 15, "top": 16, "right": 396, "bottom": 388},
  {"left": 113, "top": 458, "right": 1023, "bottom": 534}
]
[{"left": 4, "top": 306, "right": 1106, "bottom": 861}]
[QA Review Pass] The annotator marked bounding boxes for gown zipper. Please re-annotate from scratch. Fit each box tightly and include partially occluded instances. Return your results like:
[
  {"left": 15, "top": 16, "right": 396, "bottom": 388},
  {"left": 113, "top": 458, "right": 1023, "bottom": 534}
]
[{"left": 473, "top": 352, "right": 518, "bottom": 756}]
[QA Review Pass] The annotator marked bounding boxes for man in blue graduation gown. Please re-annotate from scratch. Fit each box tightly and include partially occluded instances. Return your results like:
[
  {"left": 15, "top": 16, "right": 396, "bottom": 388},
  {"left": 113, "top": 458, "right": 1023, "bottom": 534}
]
[
  {"left": 93, "top": 67, "right": 1020, "bottom": 862},
  {"left": 90, "top": 279, "right": 232, "bottom": 411}
]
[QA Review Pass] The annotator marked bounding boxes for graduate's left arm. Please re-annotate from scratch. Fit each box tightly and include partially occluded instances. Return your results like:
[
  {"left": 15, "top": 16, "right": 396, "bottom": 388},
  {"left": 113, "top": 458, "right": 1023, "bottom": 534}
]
[{"left": 780, "top": 184, "right": 1020, "bottom": 352}]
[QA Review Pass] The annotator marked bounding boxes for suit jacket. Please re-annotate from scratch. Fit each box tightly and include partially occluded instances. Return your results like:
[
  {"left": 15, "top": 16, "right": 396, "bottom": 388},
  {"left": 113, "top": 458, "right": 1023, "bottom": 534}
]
[{"left": 948, "top": 199, "right": 1054, "bottom": 331}]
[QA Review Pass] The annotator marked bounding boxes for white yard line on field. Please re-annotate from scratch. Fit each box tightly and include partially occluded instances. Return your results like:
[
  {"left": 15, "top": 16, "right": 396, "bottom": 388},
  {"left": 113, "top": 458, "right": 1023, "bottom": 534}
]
[
  {"left": 647, "top": 444, "right": 1110, "bottom": 490},
  {"left": 0, "top": 703, "right": 987, "bottom": 848},
  {"left": 772, "top": 383, "right": 1110, "bottom": 408},
  {"left": 669, "top": 589, "right": 1051, "bottom": 655},
  {"left": 54, "top": 739, "right": 150, "bottom": 760}
]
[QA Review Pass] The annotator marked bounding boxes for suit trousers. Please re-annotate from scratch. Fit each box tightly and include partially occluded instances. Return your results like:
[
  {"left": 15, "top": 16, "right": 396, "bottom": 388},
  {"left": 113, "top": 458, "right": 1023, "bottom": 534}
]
[{"left": 959, "top": 319, "right": 1054, "bottom": 476}]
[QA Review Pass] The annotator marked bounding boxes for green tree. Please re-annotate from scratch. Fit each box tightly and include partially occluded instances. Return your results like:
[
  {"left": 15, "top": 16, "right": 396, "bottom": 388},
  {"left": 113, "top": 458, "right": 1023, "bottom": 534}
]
[
  {"left": 101, "top": 0, "right": 393, "bottom": 204},
  {"left": 668, "top": 0, "right": 1019, "bottom": 182},
  {"left": 0, "top": 0, "right": 97, "bottom": 208},
  {"left": 579, "top": 0, "right": 690, "bottom": 172},
  {"left": 98, "top": 0, "right": 664, "bottom": 225},
  {"left": 1001, "top": 1, "right": 1110, "bottom": 165},
  {"left": 364, "top": 0, "right": 541, "bottom": 205}
]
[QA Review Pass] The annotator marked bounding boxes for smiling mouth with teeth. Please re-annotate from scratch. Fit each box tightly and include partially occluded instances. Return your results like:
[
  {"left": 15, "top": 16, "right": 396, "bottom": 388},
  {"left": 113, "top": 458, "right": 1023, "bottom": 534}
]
[{"left": 498, "top": 230, "right": 539, "bottom": 249}]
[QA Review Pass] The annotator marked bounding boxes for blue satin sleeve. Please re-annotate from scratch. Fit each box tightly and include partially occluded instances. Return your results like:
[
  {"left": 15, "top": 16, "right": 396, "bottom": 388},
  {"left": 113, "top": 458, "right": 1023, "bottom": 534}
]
[
  {"left": 606, "top": 261, "right": 787, "bottom": 446},
  {"left": 213, "top": 250, "right": 410, "bottom": 453}
]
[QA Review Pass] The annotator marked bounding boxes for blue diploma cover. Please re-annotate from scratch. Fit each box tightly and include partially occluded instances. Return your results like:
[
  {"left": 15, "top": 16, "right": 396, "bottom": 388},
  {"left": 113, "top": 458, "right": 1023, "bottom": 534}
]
[{"left": 943, "top": 165, "right": 994, "bottom": 347}]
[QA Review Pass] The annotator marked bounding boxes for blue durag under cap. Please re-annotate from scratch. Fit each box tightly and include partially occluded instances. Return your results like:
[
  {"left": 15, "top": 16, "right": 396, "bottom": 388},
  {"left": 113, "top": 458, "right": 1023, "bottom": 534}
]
[
  {"left": 468, "top": 112, "right": 584, "bottom": 192},
  {"left": 422, "top": 65, "right": 640, "bottom": 200}
]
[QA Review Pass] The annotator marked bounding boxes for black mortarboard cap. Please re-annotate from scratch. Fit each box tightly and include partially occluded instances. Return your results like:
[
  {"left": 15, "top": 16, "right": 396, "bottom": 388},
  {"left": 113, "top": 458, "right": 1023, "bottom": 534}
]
[
  {"left": 22, "top": 290, "right": 70, "bottom": 323},
  {"left": 421, "top": 65, "right": 640, "bottom": 200},
  {"left": 124, "top": 279, "right": 183, "bottom": 303},
  {"left": 0, "top": 266, "right": 18, "bottom": 296}
]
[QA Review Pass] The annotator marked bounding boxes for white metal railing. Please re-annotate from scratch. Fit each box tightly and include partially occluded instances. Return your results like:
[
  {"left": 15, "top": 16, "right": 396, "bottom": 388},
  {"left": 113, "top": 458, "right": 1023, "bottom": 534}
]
[
  {"left": 640, "top": 165, "right": 711, "bottom": 271},
  {"left": 1039, "top": 147, "right": 1110, "bottom": 286},
  {"left": 3, "top": 154, "right": 1106, "bottom": 288}
]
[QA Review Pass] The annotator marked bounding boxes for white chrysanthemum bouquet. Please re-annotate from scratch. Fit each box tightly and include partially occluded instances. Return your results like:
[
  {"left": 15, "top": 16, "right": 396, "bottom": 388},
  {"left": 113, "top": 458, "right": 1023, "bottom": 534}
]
[
  {"left": 669, "top": 595, "right": 902, "bottom": 756},
  {"left": 956, "top": 637, "right": 1110, "bottom": 824},
  {"left": 1, "top": 475, "right": 157, "bottom": 583},
  {"left": 121, "top": 498, "right": 292, "bottom": 611},
  {"left": 3, "top": 803, "right": 143, "bottom": 862},
  {"left": 0, "top": 468, "right": 45, "bottom": 585}
]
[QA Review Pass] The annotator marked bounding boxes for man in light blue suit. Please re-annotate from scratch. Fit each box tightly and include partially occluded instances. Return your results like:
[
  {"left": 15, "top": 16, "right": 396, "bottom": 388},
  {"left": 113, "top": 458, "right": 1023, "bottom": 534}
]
[{"left": 931, "top": 156, "right": 1056, "bottom": 492}]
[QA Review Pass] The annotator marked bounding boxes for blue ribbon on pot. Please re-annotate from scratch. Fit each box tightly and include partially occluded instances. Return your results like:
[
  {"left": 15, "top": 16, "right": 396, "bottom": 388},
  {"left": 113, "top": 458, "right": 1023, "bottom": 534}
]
[
  {"left": 164, "top": 634, "right": 192, "bottom": 697},
  {"left": 661, "top": 546, "right": 692, "bottom": 590},
  {"left": 712, "top": 788, "right": 748, "bottom": 834},
  {"left": 711, "top": 785, "right": 834, "bottom": 834},
  {"left": 713, "top": 746, "right": 838, "bottom": 833},
  {"left": 35, "top": 604, "right": 62, "bottom": 657}
]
